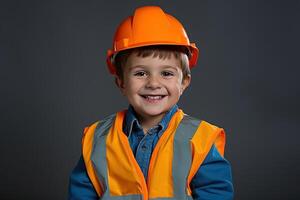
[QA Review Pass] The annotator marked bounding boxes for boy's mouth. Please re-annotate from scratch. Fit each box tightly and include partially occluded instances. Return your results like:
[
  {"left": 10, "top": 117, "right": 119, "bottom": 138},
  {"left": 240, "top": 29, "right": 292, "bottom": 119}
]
[{"left": 140, "top": 95, "right": 166, "bottom": 100}]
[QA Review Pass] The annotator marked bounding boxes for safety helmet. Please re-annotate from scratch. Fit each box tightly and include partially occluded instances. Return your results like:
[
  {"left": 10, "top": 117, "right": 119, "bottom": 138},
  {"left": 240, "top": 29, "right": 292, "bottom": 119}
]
[{"left": 106, "top": 6, "right": 199, "bottom": 75}]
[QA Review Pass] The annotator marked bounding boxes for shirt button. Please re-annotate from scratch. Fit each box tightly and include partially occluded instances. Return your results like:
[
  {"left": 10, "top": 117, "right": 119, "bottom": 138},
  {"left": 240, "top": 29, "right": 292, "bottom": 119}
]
[{"left": 141, "top": 145, "right": 147, "bottom": 150}]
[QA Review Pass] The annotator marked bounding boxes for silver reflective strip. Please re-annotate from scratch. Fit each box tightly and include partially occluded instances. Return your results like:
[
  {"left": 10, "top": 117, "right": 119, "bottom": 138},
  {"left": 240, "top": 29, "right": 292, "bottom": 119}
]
[
  {"left": 94, "top": 113, "right": 116, "bottom": 139},
  {"left": 172, "top": 114, "right": 201, "bottom": 199},
  {"left": 91, "top": 114, "right": 116, "bottom": 198}
]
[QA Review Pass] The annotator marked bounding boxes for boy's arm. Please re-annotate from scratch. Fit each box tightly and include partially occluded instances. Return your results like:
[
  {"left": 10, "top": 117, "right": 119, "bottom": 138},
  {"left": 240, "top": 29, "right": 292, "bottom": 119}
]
[
  {"left": 68, "top": 155, "right": 98, "bottom": 200},
  {"left": 190, "top": 144, "right": 234, "bottom": 200}
]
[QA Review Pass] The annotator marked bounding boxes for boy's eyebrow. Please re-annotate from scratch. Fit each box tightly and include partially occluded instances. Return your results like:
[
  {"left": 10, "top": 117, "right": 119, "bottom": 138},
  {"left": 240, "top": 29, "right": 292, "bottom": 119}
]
[{"left": 160, "top": 65, "right": 180, "bottom": 70}]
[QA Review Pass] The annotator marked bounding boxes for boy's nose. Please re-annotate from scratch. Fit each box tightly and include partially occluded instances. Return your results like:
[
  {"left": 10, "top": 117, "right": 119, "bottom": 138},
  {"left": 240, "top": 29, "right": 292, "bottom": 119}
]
[{"left": 145, "top": 75, "right": 161, "bottom": 89}]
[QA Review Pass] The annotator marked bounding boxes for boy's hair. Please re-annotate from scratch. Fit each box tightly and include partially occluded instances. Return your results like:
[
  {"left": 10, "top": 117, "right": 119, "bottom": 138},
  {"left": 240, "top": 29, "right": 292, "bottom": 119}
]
[{"left": 114, "top": 45, "right": 191, "bottom": 81}]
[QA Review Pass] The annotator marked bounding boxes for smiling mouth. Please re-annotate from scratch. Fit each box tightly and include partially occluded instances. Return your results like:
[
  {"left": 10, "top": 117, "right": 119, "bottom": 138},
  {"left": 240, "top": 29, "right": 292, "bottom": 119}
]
[{"left": 140, "top": 95, "right": 167, "bottom": 100}]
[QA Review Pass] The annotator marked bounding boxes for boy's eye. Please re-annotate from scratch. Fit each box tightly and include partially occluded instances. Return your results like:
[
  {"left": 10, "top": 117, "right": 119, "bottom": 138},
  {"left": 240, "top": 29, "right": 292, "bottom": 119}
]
[
  {"left": 133, "top": 71, "right": 147, "bottom": 77},
  {"left": 161, "top": 71, "right": 174, "bottom": 77}
]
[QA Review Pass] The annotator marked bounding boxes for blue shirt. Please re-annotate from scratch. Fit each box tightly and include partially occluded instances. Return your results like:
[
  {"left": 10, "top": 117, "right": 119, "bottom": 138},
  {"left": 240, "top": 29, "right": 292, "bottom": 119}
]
[{"left": 68, "top": 105, "right": 234, "bottom": 199}]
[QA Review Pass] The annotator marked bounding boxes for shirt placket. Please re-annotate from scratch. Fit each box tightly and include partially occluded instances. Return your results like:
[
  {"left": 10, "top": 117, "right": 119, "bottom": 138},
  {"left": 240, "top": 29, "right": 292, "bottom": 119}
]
[{"left": 135, "top": 127, "right": 158, "bottom": 180}]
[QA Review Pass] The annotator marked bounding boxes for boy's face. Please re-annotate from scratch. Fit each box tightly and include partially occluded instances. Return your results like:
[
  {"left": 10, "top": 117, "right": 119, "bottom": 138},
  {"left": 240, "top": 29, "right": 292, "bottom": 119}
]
[{"left": 116, "top": 52, "right": 191, "bottom": 122}]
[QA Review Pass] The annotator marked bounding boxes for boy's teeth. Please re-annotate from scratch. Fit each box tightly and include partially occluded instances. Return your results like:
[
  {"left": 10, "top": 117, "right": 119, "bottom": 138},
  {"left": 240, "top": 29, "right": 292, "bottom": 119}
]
[{"left": 145, "top": 95, "right": 162, "bottom": 100}]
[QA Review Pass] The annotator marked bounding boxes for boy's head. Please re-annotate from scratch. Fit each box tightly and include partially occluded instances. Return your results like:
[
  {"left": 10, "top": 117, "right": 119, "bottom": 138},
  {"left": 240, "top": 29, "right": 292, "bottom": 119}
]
[
  {"left": 114, "top": 45, "right": 191, "bottom": 123},
  {"left": 106, "top": 6, "right": 199, "bottom": 124}
]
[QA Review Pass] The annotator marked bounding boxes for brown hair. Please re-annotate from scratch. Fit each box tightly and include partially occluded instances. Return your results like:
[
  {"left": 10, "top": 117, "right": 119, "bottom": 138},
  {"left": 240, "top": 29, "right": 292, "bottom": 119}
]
[{"left": 113, "top": 45, "right": 191, "bottom": 81}]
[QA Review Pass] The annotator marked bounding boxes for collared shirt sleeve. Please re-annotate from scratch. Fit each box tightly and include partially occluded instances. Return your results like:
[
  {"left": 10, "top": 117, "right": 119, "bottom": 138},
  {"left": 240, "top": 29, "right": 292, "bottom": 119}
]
[
  {"left": 190, "top": 145, "right": 234, "bottom": 200},
  {"left": 68, "top": 156, "right": 98, "bottom": 200}
]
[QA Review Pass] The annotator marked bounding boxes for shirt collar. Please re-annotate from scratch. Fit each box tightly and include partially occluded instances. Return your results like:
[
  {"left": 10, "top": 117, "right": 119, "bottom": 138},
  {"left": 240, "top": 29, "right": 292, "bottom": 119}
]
[{"left": 123, "top": 104, "right": 178, "bottom": 137}]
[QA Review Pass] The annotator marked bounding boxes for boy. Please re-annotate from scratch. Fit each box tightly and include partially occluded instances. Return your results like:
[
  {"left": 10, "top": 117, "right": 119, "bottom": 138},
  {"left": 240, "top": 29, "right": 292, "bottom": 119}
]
[{"left": 68, "top": 6, "right": 234, "bottom": 200}]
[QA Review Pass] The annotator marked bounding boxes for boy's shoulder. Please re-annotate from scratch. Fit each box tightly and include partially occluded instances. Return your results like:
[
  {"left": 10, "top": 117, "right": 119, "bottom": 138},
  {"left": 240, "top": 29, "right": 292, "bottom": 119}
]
[{"left": 92, "top": 113, "right": 118, "bottom": 137}]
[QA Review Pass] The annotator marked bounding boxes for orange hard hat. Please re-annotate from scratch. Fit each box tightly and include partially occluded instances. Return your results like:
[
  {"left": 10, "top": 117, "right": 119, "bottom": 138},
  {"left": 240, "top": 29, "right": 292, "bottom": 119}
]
[{"left": 106, "top": 6, "right": 199, "bottom": 75}]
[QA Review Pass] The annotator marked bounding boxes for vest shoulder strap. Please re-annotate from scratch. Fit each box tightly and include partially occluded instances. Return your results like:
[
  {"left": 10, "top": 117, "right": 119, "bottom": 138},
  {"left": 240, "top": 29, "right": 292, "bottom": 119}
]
[
  {"left": 186, "top": 119, "right": 226, "bottom": 194},
  {"left": 81, "top": 113, "right": 117, "bottom": 197}
]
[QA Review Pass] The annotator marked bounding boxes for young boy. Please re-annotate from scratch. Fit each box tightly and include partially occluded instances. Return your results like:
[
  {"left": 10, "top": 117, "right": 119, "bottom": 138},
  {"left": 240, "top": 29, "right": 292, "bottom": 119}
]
[{"left": 68, "top": 6, "right": 234, "bottom": 200}]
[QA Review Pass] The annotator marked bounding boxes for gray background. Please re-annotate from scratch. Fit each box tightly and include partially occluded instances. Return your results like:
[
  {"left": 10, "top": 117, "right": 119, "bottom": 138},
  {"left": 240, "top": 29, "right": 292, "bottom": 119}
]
[{"left": 1, "top": 0, "right": 299, "bottom": 199}]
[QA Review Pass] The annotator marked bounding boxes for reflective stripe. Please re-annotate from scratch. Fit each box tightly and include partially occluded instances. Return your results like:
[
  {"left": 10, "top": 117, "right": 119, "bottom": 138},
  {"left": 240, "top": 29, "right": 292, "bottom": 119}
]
[
  {"left": 91, "top": 114, "right": 115, "bottom": 196},
  {"left": 91, "top": 132, "right": 108, "bottom": 197},
  {"left": 172, "top": 115, "right": 201, "bottom": 199},
  {"left": 82, "top": 121, "right": 103, "bottom": 196},
  {"left": 82, "top": 114, "right": 116, "bottom": 197}
]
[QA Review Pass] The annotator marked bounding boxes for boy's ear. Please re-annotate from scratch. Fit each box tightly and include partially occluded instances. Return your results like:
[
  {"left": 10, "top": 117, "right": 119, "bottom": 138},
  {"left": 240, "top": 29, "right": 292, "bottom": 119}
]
[
  {"left": 181, "top": 75, "right": 191, "bottom": 95},
  {"left": 114, "top": 76, "right": 126, "bottom": 95}
]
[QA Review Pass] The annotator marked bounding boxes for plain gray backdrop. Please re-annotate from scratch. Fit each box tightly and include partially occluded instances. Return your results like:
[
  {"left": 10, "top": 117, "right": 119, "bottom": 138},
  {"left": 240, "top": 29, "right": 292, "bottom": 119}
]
[{"left": 1, "top": 0, "right": 299, "bottom": 199}]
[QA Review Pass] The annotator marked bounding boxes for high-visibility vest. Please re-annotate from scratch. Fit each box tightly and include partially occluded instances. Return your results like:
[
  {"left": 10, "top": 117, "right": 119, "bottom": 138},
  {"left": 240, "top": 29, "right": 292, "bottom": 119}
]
[{"left": 82, "top": 109, "right": 226, "bottom": 200}]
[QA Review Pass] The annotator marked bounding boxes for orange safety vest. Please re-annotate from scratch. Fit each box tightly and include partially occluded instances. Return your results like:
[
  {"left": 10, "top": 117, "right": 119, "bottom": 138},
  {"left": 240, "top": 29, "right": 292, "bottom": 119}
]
[{"left": 82, "top": 109, "right": 226, "bottom": 200}]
